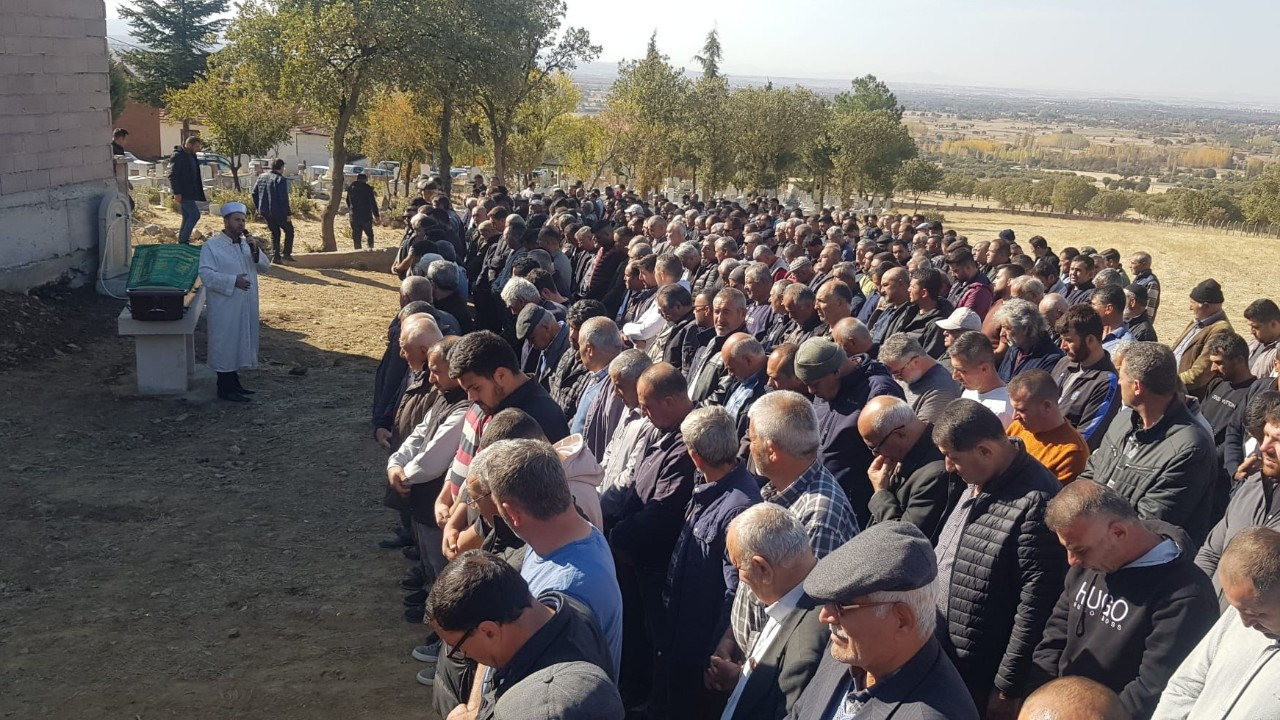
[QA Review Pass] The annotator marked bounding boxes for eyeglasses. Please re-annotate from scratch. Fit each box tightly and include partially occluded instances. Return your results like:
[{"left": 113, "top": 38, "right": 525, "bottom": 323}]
[
  {"left": 866, "top": 424, "right": 905, "bottom": 455},
  {"left": 831, "top": 600, "right": 900, "bottom": 615},
  {"left": 446, "top": 627, "right": 477, "bottom": 661},
  {"left": 463, "top": 491, "right": 492, "bottom": 509}
]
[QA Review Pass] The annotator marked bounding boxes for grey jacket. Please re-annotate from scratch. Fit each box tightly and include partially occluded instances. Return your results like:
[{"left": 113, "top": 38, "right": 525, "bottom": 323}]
[
  {"left": 727, "top": 595, "right": 828, "bottom": 720},
  {"left": 1078, "top": 402, "right": 1218, "bottom": 545},
  {"left": 1194, "top": 473, "right": 1280, "bottom": 611}
]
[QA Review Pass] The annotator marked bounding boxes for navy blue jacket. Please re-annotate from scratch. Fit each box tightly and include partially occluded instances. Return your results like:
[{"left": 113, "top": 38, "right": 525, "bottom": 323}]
[
  {"left": 661, "top": 463, "right": 761, "bottom": 663},
  {"left": 610, "top": 428, "right": 696, "bottom": 571},
  {"left": 167, "top": 147, "right": 205, "bottom": 201},
  {"left": 815, "top": 357, "right": 904, "bottom": 526},
  {"left": 251, "top": 171, "right": 291, "bottom": 221},
  {"left": 998, "top": 333, "right": 1064, "bottom": 383}
]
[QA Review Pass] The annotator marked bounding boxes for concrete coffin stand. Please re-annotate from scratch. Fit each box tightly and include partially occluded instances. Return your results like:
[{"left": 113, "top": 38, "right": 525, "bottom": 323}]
[{"left": 117, "top": 285, "right": 206, "bottom": 395}]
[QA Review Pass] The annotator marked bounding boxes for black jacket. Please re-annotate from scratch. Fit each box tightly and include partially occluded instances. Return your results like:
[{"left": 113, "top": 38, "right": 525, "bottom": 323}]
[
  {"left": 999, "top": 333, "right": 1065, "bottom": 383},
  {"left": 867, "top": 428, "right": 962, "bottom": 544},
  {"left": 1050, "top": 352, "right": 1121, "bottom": 450},
  {"left": 1222, "top": 375, "right": 1276, "bottom": 479},
  {"left": 610, "top": 427, "right": 696, "bottom": 571},
  {"left": 345, "top": 180, "right": 379, "bottom": 221},
  {"left": 1030, "top": 522, "right": 1218, "bottom": 718},
  {"left": 167, "top": 147, "right": 205, "bottom": 201},
  {"left": 1078, "top": 403, "right": 1217, "bottom": 545},
  {"left": 688, "top": 326, "right": 745, "bottom": 405},
  {"left": 940, "top": 445, "right": 1066, "bottom": 699},
  {"left": 901, "top": 299, "right": 955, "bottom": 359}
]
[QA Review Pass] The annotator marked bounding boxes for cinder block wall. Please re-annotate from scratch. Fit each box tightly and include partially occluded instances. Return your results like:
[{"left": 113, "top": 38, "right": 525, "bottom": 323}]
[{"left": 0, "top": 0, "right": 116, "bottom": 291}]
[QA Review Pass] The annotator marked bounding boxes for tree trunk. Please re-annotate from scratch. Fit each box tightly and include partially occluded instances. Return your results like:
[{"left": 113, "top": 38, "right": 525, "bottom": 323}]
[
  {"left": 231, "top": 162, "right": 241, "bottom": 192},
  {"left": 323, "top": 83, "right": 361, "bottom": 253},
  {"left": 438, "top": 98, "right": 454, "bottom": 197},
  {"left": 491, "top": 120, "right": 509, "bottom": 187}
]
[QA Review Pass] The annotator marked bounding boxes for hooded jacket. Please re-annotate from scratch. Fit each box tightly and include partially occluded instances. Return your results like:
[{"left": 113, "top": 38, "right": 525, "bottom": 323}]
[
  {"left": 553, "top": 434, "right": 606, "bottom": 531},
  {"left": 1030, "top": 522, "right": 1219, "bottom": 718}
]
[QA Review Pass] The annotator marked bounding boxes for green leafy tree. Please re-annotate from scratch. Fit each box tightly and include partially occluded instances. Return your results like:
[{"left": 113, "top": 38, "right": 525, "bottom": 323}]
[
  {"left": 166, "top": 74, "right": 296, "bottom": 190},
  {"left": 1086, "top": 190, "right": 1131, "bottom": 218},
  {"left": 896, "top": 157, "right": 942, "bottom": 208},
  {"left": 118, "top": 0, "right": 229, "bottom": 109},
  {"left": 729, "top": 86, "right": 828, "bottom": 195},
  {"left": 606, "top": 36, "right": 690, "bottom": 194},
  {"left": 693, "top": 27, "right": 722, "bottom": 79},
  {"left": 220, "top": 0, "right": 420, "bottom": 251},
  {"left": 1243, "top": 165, "right": 1280, "bottom": 225},
  {"left": 108, "top": 58, "right": 131, "bottom": 122},
  {"left": 547, "top": 114, "right": 626, "bottom": 188},
  {"left": 469, "top": 0, "right": 599, "bottom": 185},
  {"left": 351, "top": 89, "right": 439, "bottom": 196},
  {"left": 506, "top": 71, "right": 582, "bottom": 182},
  {"left": 828, "top": 109, "right": 917, "bottom": 206},
  {"left": 833, "top": 75, "right": 903, "bottom": 122},
  {"left": 1050, "top": 175, "right": 1098, "bottom": 214}
]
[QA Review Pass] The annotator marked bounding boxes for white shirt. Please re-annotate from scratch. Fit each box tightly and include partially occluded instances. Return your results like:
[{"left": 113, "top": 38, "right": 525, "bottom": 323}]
[
  {"left": 721, "top": 582, "right": 807, "bottom": 720},
  {"left": 387, "top": 399, "right": 469, "bottom": 484},
  {"left": 963, "top": 386, "right": 1015, "bottom": 428},
  {"left": 622, "top": 279, "right": 691, "bottom": 347}
]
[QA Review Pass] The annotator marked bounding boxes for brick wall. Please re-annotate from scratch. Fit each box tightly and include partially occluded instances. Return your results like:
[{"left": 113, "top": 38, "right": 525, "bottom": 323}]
[
  {"left": 0, "top": 0, "right": 113, "bottom": 197},
  {"left": 116, "top": 100, "right": 162, "bottom": 159}
]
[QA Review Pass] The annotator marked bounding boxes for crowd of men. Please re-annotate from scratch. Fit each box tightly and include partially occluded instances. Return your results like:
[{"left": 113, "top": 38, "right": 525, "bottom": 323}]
[{"left": 369, "top": 178, "right": 1280, "bottom": 720}]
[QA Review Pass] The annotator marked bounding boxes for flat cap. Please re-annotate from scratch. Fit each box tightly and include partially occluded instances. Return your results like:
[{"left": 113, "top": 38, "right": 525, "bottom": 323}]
[
  {"left": 794, "top": 338, "right": 846, "bottom": 383},
  {"left": 804, "top": 520, "right": 937, "bottom": 602},
  {"left": 516, "top": 304, "right": 550, "bottom": 342},
  {"left": 494, "top": 661, "right": 623, "bottom": 720}
]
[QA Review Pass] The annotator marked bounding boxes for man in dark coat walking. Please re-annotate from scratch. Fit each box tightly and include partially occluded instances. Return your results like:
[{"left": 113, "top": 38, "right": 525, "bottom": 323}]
[
  {"left": 346, "top": 172, "right": 380, "bottom": 249},
  {"left": 251, "top": 158, "right": 294, "bottom": 262}
]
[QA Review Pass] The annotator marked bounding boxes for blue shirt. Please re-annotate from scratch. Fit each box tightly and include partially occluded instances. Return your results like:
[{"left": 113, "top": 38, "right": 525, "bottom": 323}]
[
  {"left": 1102, "top": 324, "right": 1134, "bottom": 353},
  {"left": 521, "top": 527, "right": 624, "bottom": 677}
]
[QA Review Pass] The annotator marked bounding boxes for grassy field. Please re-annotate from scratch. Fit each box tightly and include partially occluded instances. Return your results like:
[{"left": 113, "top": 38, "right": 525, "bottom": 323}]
[{"left": 942, "top": 209, "right": 1269, "bottom": 341}]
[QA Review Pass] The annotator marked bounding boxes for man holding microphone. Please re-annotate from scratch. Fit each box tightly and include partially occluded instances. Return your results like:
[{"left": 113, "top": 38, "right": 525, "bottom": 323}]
[{"left": 198, "top": 202, "right": 271, "bottom": 402}]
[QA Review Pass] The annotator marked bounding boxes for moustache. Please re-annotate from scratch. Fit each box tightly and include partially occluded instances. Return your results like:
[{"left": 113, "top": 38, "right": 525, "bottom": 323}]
[{"left": 828, "top": 623, "right": 849, "bottom": 642}]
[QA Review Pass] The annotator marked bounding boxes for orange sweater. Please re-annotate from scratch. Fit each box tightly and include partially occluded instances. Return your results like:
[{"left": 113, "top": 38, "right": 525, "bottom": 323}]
[{"left": 1007, "top": 419, "right": 1090, "bottom": 485}]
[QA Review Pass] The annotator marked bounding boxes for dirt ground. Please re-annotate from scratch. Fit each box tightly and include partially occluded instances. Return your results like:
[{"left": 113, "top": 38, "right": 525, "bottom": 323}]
[
  {"left": 0, "top": 203, "right": 1260, "bottom": 718},
  {"left": 0, "top": 264, "right": 439, "bottom": 718}
]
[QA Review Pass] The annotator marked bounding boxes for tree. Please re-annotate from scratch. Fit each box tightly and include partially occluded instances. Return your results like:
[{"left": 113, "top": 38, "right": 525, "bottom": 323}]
[
  {"left": 166, "top": 74, "right": 296, "bottom": 190},
  {"left": 220, "top": 0, "right": 420, "bottom": 251},
  {"left": 693, "top": 27, "right": 722, "bottom": 79},
  {"left": 1051, "top": 175, "right": 1097, "bottom": 214},
  {"left": 108, "top": 58, "right": 131, "bottom": 122},
  {"left": 683, "top": 74, "right": 733, "bottom": 196},
  {"left": 828, "top": 109, "right": 917, "bottom": 206},
  {"left": 118, "top": 0, "right": 229, "bottom": 112},
  {"left": 606, "top": 37, "right": 689, "bottom": 193},
  {"left": 506, "top": 71, "right": 582, "bottom": 182},
  {"left": 896, "top": 157, "right": 942, "bottom": 208},
  {"left": 352, "top": 89, "right": 440, "bottom": 196},
  {"left": 547, "top": 114, "right": 625, "bottom": 188},
  {"left": 729, "top": 86, "right": 827, "bottom": 195},
  {"left": 1243, "top": 165, "right": 1280, "bottom": 226},
  {"left": 469, "top": 0, "right": 599, "bottom": 185},
  {"left": 1086, "top": 190, "right": 1131, "bottom": 218},
  {"left": 833, "top": 74, "right": 903, "bottom": 122}
]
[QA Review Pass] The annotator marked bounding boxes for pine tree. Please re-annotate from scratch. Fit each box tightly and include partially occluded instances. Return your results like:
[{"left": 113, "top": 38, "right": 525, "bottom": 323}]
[
  {"left": 118, "top": 0, "right": 229, "bottom": 107},
  {"left": 693, "top": 28, "right": 722, "bottom": 79}
]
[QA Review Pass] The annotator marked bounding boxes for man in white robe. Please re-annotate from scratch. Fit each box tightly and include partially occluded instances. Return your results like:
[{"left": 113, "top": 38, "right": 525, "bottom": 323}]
[{"left": 198, "top": 202, "right": 271, "bottom": 401}]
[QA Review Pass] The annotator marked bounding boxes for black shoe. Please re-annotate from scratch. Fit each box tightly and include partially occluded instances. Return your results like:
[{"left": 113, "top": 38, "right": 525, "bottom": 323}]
[
  {"left": 400, "top": 576, "right": 425, "bottom": 592},
  {"left": 403, "top": 589, "right": 427, "bottom": 606},
  {"left": 234, "top": 385, "right": 256, "bottom": 395},
  {"left": 283, "top": 254, "right": 295, "bottom": 262},
  {"left": 379, "top": 533, "right": 414, "bottom": 550},
  {"left": 402, "top": 545, "right": 421, "bottom": 561},
  {"left": 404, "top": 605, "right": 425, "bottom": 624},
  {"left": 272, "top": 255, "right": 283, "bottom": 263},
  {"left": 217, "top": 391, "right": 251, "bottom": 403}
]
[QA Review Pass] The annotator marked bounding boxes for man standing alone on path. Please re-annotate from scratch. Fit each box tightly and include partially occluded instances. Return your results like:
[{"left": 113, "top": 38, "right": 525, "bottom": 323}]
[
  {"left": 346, "top": 172, "right": 380, "bottom": 249},
  {"left": 168, "top": 135, "right": 205, "bottom": 245},
  {"left": 251, "top": 159, "right": 294, "bottom": 263},
  {"left": 198, "top": 202, "right": 271, "bottom": 402}
]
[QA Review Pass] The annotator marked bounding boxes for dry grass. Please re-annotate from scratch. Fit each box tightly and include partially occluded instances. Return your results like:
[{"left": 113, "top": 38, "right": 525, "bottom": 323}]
[{"left": 944, "top": 210, "right": 1270, "bottom": 340}]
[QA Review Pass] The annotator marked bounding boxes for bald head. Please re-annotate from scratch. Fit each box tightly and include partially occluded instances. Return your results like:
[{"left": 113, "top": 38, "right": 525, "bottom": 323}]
[
  {"left": 722, "top": 332, "right": 767, "bottom": 381},
  {"left": 832, "top": 317, "right": 873, "bottom": 356},
  {"left": 1018, "top": 677, "right": 1128, "bottom": 720},
  {"left": 400, "top": 314, "right": 443, "bottom": 372}
]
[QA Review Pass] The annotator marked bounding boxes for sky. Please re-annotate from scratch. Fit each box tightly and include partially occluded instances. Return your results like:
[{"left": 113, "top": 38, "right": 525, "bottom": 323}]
[{"left": 104, "top": 0, "right": 1280, "bottom": 104}]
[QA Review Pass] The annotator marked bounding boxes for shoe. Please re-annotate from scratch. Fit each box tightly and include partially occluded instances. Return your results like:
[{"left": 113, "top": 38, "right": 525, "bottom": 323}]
[
  {"left": 402, "top": 545, "right": 421, "bottom": 561},
  {"left": 403, "top": 589, "right": 427, "bottom": 606},
  {"left": 412, "top": 640, "right": 441, "bottom": 663},
  {"left": 272, "top": 255, "right": 282, "bottom": 263},
  {"left": 234, "top": 386, "right": 256, "bottom": 395},
  {"left": 404, "top": 605, "right": 424, "bottom": 623},
  {"left": 416, "top": 665, "right": 436, "bottom": 686},
  {"left": 400, "top": 576, "right": 424, "bottom": 592},
  {"left": 283, "top": 254, "right": 295, "bottom": 262},
  {"left": 217, "top": 391, "right": 250, "bottom": 403},
  {"left": 379, "top": 533, "right": 413, "bottom": 550}
]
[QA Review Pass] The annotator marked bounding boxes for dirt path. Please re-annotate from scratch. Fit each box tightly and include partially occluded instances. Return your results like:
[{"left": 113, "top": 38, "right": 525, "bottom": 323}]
[{"left": 0, "top": 267, "right": 440, "bottom": 718}]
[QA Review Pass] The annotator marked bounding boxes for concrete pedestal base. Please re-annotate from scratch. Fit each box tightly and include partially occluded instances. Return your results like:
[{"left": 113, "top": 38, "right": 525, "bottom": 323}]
[{"left": 117, "top": 285, "right": 205, "bottom": 395}]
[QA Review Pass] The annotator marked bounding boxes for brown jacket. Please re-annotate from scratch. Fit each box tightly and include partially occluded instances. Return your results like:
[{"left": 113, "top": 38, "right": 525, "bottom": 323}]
[{"left": 1171, "top": 317, "right": 1233, "bottom": 398}]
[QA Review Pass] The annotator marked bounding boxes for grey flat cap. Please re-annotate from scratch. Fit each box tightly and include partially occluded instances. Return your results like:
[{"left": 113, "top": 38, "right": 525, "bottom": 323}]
[
  {"left": 794, "top": 338, "right": 846, "bottom": 384},
  {"left": 804, "top": 521, "right": 937, "bottom": 603},
  {"left": 516, "top": 304, "right": 550, "bottom": 342},
  {"left": 494, "top": 661, "right": 623, "bottom": 720}
]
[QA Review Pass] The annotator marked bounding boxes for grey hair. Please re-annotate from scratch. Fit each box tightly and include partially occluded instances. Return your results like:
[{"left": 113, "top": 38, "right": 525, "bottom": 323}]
[
  {"left": 748, "top": 390, "right": 818, "bottom": 457},
  {"left": 609, "top": 348, "right": 652, "bottom": 384},
  {"left": 715, "top": 237, "right": 738, "bottom": 254},
  {"left": 1119, "top": 341, "right": 1177, "bottom": 395},
  {"left": 681, "top": 406, "right": 740, "bottom": 467},
  {"left": 728, "top": 503, "right": 809, "bottom": 568},
  {"left": 726, "top": 334, "right": 765, "bottom": 362},
  {"left": 401, "top": 275, "right": 434, "bottom": 303},
  {"left": 753, "top": 244, "right": 775, "bottom": 260},
  {"left": 674, "top": 243, "right": 700, "bottom": 263},
  {"left": 1009, "top": 275, "right": 1045, "bottom": 305},
  {"left": 401, "top": 313, "right": 443, "bottom": 349},
  {"left": 655, "top": 253, "right": 683, "bottom": 281},
  {"left": 629, "top": 242, "right": 653, "bottom": 258},
  {"left": 500, "top": 277, "right": 540, "bottom": 307},
  {"left": 1093, "top": 268, "right": 1124, "bottom": 288},
  {"left": 993, "top": 298, "right": 1047, "bottom": 340},
  {"left": 667, "top": 222, "right": 687, "bottom": 240},
  {"left": 718, "top": 258, "right": 740, "bottom": 277},
  {"left": 744, "top": 262, "right": 772, "bottom": 284},
  {"left": 770, "top": 279, "right": 793, "bottom": 299},
  {"left": 1220, "top": 527, "right": 1280, "bottom": 593},
  {"left": 1045, "top": 479, "right": 1138, "bottom": 534},
  {"left": 832, "top": 317, "right": 871, "bottom": 348},
  {"left": 878, "top": 335, "right": 926, "bottom": 365},
  {"left": 867, "top": 585, "right": 937, "bottom": 639},
  {"left": 579, "top": 316, "right": 625, "bottom": 355},
  {"left": 471, "top": 438, "right": 571, "bottom": 520},
  {"left": 862, "top": 396, "right": 916, "bottom": 437}
]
